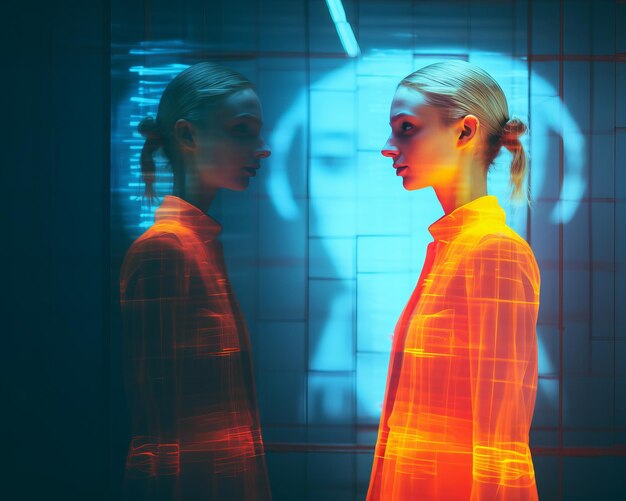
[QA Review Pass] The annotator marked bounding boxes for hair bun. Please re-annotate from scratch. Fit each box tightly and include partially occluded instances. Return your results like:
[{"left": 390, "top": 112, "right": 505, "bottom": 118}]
[
  {"left": 138, "top": 116, "right": 162, "bottom": 142},
  {"left": 501, "top": 117, "right": 527, "bottom": 152}
]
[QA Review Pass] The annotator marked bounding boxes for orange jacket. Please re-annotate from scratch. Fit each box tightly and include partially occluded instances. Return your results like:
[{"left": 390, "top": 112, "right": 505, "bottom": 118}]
[
  {"left": 368, "top": 196, "right": 540, "bottom": 501},
  {"left": 120, "top": 196, "right": 270, "bottom": 500}
]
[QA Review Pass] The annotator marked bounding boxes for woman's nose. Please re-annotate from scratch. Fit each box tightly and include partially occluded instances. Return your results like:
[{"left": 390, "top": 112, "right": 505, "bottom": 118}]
[
  {"left": 255, "top": 139, "right": 271, "bottom": 159},
  {"left": 381, "top": 139, "right": 399, "bottom": 159}
]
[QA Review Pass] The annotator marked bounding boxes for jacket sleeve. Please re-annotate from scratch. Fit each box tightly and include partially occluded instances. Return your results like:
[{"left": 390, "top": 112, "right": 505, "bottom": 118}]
[
  {"left": 465, "top": 236, "right": 540, "bottom": 501},
  {"left": 120, "top": 232, "right": 190, "bottom": 476}
]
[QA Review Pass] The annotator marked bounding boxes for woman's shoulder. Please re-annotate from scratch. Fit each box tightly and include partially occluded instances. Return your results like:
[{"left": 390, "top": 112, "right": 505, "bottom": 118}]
[
  {"left": 458, "top": 219, "right": 533, "bottom": 255},
  {"left": 121, "top": 224, "right": 194, "bottom": 279},
  {"left": 462, "top": 226, "right": 540, "bottom": 284},
  {"left": 130, "top": 226, "right": 186, "bottom": 255},
  {"left": 130, "top": 218, "right": 199, "bottom": 253},
  {"left": 473, "top": 229, "right": 532, "bottom": 253}
]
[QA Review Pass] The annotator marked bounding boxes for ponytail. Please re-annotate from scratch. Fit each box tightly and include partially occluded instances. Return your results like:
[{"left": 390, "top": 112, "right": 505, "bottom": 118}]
[
  {"left": 138, "top": 116, "right": 162, "bottom": 200},
  {"left": 500, "top": 117, "right": 528, "bottom": 203}
]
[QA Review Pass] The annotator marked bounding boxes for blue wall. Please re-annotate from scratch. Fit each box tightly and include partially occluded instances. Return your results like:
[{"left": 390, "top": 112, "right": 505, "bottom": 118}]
[{"left": 109, "top": 1, "right": 626, "bottom": 499}]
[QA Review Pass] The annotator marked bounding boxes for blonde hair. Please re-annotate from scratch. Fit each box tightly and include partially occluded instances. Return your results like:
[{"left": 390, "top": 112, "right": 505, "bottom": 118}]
[
  {"left": 137, "top": 62, "right": 252, "bottom": 199},
  {"left": 400, "top": 60, "right": 528, "bottom": 202}
]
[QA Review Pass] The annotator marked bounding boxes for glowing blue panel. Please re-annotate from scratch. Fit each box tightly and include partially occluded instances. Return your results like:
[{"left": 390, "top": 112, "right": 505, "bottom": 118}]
[
  {"left": 310, "top": 198, "right": 357, "bottom": 238},
  {"left": 356, "top": 272, "right": 414, "bottom": 353},
  {"left": 309, "top": 279, "right": 355, "bottom": 371},
  {"left": 310, "top": 156, "right": 357, "bottom": 200},
  {"left": 356, "top": 75, "right": 398, "bottom": 151},
  {"left": 309, "top": 237, "right": 356, "bottom": 280},
  {"left": 356, "top": 236, "right": 411, "bottom": 274},
  {"left": 537, "top": 326, "right": 558, "bottom": 376},
  {"left": 356, "top": 193, "right": 411, "bottom": 236},
  {"left": 356, "top": 352, "right": 389, "bottom": 424},
  {"left": 356, "top": 151, "right": 405, "bottom": 199},
  {"left": 307, "top": 372, "right": 355, "bottom": 425},
  {"left": 309, "top": 89, "right": 356, "bottom": 160},
  {"left": 357, "top": 50, "right": 413, "bottom": 78}
]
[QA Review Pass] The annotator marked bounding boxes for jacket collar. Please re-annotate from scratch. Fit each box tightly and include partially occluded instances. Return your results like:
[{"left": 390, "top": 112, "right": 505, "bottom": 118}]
[
  {"left": 154, "top": 195, "right": 222, "bottom": 241},
  {"left": 428, "top": 195, "right": 505, "bottom": 243}
]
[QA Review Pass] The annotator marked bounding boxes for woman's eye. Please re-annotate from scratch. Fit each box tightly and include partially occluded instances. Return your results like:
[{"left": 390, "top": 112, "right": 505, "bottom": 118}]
[
  {"left": 233, "top": 123, "right": 251, "bottom": 135},
  {"left": 401, "top": 122, "right": 414, "bottom": 132}
]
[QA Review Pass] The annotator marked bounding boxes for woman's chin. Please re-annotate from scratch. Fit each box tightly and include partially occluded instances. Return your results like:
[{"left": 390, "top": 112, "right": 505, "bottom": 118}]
[
  {"left": 402, "top": 176, "right": 426, "bottom": 191},
  {"left": 228, "top": 178, "right": 251, "bottom": 191}
]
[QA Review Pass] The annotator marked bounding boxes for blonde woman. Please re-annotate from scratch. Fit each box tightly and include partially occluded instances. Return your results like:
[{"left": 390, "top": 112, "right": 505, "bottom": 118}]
[
  {"left": 120, "top": 62, "right": 271, "bottom": 500},
  {"left": 368, "top": 60, "right": 540, "bottom": 500}
]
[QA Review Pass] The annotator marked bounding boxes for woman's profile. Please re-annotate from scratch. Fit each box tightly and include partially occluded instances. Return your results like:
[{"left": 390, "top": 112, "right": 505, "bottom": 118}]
[
  {"left": 368, "top": 60, "right": 540, "bottom": 500},
  {"left": 119, "top": 62, "right": 271, "bottom": 500}
]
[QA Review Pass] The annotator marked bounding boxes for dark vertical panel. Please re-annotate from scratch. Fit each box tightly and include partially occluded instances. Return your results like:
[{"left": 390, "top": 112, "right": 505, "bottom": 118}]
[
  {"left": 358, "top": 0, "right": 413, "bottom": 52},
  {"left": 563, "top": 457, "right": 626, "bottom": 499},
  {"left": 563, "top": 0, "right": 591, "bottom": 55},
  {"left": 531, "top": 0, "right": 560, "bottom": 55},
  {"left": 469, "top": 0, "right": 514, "bottom": 51},
  {"left": 5, "top": 0, "right": 109, "bottom": 499},
  {"left": 558, "top": 1, "right": 565, "bottom": 495},
  {"left": 413, "top": 0, "right": 469, "bottom": 51},
  {"left": 612, "top": 2, "right": 626, "bottom": 454},
  {"left": 618, "top": 1, "right": 626, "bottom": 54}
]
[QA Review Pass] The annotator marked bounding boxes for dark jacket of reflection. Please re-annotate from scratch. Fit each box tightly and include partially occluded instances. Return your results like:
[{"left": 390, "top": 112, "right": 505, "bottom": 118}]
[{"left": 120, "top": 195, "right": 270, "bottom": 500}]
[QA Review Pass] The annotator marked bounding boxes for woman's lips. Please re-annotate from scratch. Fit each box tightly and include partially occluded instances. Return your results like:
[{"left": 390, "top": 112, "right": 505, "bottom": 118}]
[
  {"left": 395, "top": 165, "right": 409, "bottom": 176},
  {"left": 242, "top": 167, "right": 259, "bottom": 177}
]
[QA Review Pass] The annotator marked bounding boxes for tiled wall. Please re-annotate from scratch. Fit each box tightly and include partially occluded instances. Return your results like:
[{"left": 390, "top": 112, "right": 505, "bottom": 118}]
[{"left": 111, "top": 1, "right": 626, "bottom": 499}]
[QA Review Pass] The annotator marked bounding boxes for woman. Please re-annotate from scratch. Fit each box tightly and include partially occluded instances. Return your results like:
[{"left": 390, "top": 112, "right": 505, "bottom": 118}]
[
  {"left": 120, "top": 62, "right": 271, "bottom": 500},
  {"left": 368, "top": 60, "right": 540, "bottom": 500}
]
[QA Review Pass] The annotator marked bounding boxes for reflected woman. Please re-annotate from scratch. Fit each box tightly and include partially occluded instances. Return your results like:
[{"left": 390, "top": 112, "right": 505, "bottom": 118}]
[
  {"left": 120, "top": 62, "right": 271, "bottom": 500},
  {"left": 368, "top": 60, "right": 540, "bottom": 500}
]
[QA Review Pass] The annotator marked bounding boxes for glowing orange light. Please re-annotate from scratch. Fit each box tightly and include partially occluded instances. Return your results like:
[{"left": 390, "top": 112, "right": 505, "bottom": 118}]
[
  {"left": 120, "top": 195, "right": 270, "bottom": 499},
  {"left": 368, "top": 196, "right": 540, "bottom": 501}
]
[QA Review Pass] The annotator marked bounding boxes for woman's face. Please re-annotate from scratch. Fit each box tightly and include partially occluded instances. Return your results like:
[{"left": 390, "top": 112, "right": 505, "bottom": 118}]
[
  {"left": 382, "top": 85, "right": 461, "bottom": 191},
  {"left": 193, "top": 88, "right": 270, "bottom": 192}
]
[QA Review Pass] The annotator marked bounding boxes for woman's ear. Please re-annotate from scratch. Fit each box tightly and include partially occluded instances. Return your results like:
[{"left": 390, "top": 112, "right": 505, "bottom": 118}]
[
  {"left": 456, "top": 114, "right": 479, "bottom": 148},
  {"left": 174, "top": 119, "right": 197, "bottom": 151}
]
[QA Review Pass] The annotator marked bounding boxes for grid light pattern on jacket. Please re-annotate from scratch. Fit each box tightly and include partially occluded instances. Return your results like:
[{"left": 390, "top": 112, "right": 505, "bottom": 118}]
[
  {"left": 368, "top": 195, "right": 540, "bottom": 501},
  {"left": 120, "top": 196, "right": 270, "bottom": 500}
]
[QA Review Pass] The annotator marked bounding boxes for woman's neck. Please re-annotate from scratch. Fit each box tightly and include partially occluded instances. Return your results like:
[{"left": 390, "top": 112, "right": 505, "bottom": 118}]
[
  {"left": 181, "top": 192, "right": 217, "bottom": 214},
  {"left": 434, "top": 161, "right": 488, "bottom": 215},
  {"left": 173, "top": 178, "right": 218, "bottom": 214}
]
